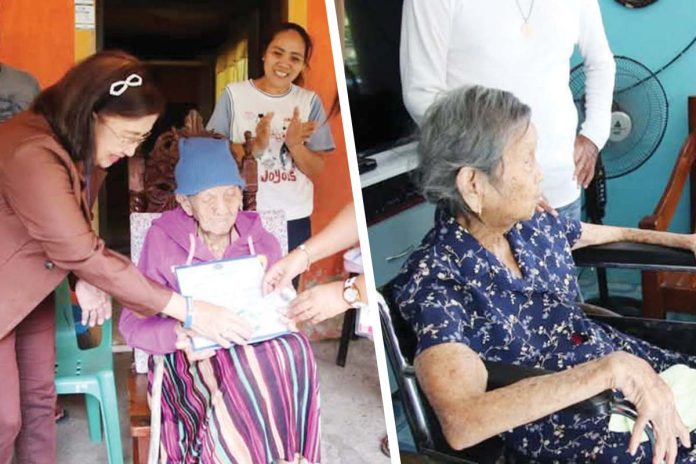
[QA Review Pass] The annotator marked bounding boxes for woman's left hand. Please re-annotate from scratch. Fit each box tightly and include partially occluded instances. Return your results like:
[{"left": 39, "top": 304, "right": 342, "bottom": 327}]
[
  {"left": 285, "top": 106, "right": 316, "bottom": 149},
  {"left": 75, "top": 279, "right": 112, "bottom": 327},
  {"left": 288, "top": 281, "right": 350, "bottom": 324},
  {"left": 300, "top": 121, "right": 317, "bottom": 142}
]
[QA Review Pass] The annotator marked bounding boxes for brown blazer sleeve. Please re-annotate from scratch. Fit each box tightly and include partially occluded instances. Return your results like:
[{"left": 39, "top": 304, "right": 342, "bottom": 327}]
[{"left": 2, "top": 143, "right": 171, "bottom": 316}]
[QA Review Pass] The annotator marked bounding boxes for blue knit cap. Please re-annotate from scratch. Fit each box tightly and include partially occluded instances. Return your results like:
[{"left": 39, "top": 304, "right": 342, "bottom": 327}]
[{"left": 175, "top": 137, "right": 245, "bottom": 195}]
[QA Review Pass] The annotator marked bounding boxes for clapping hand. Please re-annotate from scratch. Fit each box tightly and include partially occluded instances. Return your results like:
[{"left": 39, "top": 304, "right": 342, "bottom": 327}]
[
  {"left": 285, "top": 107, "right": 317, "bottom": 149},
  {"left": 299, "top": 120, "right": 318, "bottom": 143},
  {"left": 253, "top": 112, "right": 274, "bottom": 155}
]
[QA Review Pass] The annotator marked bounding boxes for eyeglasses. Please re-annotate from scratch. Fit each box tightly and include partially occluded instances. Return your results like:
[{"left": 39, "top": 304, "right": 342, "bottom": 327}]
[{"left": 99, "top": 118, "right": 151, "bottom": 147}]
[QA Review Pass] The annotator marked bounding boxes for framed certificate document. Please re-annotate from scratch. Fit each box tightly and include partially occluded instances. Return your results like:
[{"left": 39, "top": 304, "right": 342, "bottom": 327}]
[{"left": 174, "top": 255, "right": 294, "bottom": 350}]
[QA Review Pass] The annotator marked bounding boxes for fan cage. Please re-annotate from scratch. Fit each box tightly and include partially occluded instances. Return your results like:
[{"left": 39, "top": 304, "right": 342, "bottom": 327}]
[{"left": 570, "top": 55, "right": 668, "bottom": 179}]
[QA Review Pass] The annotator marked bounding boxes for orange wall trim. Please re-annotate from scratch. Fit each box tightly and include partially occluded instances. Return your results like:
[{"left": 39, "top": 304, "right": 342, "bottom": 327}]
[
  {"left": 287, "top": 0, "right": 308, "bottom": 26},
  {"left": 0, "top": 0, "right": 74, "bottom": 88}
]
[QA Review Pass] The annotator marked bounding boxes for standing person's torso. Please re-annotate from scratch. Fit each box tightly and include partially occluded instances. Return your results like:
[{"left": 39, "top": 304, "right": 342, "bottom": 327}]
[
  {"left": 0, "top": 112, "right": 95, "bottom": 337},
  {"left": 441, "top": 0, "right": 584, "bottom": 206},
  {"left": 227, "top": 80, "right": 316, "bottom": 220}
]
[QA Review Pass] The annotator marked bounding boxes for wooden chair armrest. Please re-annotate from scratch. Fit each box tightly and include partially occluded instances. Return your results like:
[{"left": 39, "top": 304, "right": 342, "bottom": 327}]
[
  {"left": 638, "top": 214, "right": 659, "bottom": 231},
  {"left": 641, "top": 133, "right": 696, "bottom": 232}
]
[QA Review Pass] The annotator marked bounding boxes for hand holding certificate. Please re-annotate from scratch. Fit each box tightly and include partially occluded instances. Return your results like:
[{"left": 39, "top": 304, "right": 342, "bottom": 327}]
[{"left": 175, "top": 255, "right": 295, "bottom": 351}]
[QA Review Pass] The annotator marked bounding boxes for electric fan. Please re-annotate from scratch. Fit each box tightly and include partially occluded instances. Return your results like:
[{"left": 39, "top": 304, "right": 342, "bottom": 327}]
[
  {"left": 570, "top": 55, "right": 668, "bottom": 313},
  {"left": 570, "top": 55, "right": 668, "bottom": 223},
  {"left": 571, "top": 55, "right": 668, "bottom": 180}
]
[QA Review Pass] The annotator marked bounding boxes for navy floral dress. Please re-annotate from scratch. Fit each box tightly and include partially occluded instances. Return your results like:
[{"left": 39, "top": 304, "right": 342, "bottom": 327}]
[{"left": 392, "top": 209, "right": 696, "bottom": 463}]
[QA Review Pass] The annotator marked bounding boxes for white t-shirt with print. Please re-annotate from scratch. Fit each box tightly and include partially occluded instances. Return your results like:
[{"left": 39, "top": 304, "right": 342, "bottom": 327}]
[
  {"left": 400, "top": 0, "right": 615, "bottom": 209},
  {"left": 207, "top": 80, "right": 335, "bottom": 220}
]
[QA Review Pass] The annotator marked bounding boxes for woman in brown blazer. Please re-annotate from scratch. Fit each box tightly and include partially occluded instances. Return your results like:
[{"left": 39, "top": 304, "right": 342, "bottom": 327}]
[{"left": 0, "top": 51, "right": 252, "bottom": 463}]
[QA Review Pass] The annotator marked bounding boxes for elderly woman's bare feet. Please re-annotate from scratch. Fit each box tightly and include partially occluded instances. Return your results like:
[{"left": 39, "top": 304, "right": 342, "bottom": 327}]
[{"left": 381, "top": 434, "right": 390, "bottom": 457}]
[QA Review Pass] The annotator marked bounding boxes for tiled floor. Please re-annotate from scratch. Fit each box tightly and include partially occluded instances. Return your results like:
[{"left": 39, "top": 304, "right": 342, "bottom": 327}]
[
  {"left": 399, "top": 453, "right": 430, "bottom": 463},
  {"left": 56, "top": 338, "right": 389, "bottom": 463}
]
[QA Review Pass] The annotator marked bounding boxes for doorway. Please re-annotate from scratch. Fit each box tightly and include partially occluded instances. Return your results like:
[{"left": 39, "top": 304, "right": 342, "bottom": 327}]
[{"left": 99, "top": 0, "right": 284, "bottom": 252}]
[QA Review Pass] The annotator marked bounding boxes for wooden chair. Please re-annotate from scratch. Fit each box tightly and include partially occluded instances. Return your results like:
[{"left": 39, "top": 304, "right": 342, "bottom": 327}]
[
  {"left": 128, "top": 209, "right": 287, "bottom": 463},
  {"left": 639, "top": 96, "right": 696, "bottom": 319},
  {"left": 126, "top": 110, "right": 280, "bottom": 463},
  {"left": 128, "top": 110, "right": 258, "bottom": 213}
]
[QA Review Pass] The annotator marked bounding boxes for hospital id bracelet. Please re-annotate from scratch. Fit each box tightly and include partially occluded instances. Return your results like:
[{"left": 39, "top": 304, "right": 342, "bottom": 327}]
[
  {"left": 184, "top": 296, "right": 194, "bottom": 329},
  {"left": 298, "top": 244, "right": 311, "bottom": 272}
]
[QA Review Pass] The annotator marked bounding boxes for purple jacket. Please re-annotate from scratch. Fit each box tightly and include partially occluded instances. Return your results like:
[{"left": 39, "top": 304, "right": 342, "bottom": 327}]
[{"left": 119, "top": 207, "right": 282, "bottom": 354}]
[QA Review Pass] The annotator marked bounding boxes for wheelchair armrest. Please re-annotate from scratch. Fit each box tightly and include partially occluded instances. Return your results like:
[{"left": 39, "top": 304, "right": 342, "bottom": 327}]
[
  {"left": 572, "top": 242, "right": 696, "bottom": 272},
  {"left": 483, "top": 361, "right": 612, "bottom": 415},
  {"left": 483, "top": 360, "right": 548, "bottom": 388},
  {"left": 591, "top": 315, "right": 696, "bottom": 356}
]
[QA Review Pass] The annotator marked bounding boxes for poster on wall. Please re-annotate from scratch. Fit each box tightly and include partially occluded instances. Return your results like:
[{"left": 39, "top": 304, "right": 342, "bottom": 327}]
[{"left": 75, "top": 0, "right": 95, "bottom": 30}]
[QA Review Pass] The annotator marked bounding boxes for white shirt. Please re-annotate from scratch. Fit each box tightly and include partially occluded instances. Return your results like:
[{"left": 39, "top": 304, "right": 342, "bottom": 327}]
[
  {"left": 207, "top": 80, "right": 335, "bottom": 220},
  {"left": 400, "top": 0, "right": 615, "bottom": 208}
]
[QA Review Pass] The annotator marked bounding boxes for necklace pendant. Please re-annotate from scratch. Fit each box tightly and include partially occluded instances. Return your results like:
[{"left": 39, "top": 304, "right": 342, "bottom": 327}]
[{"left": 521, "top": 21, "right": 532, "bottom": 38}]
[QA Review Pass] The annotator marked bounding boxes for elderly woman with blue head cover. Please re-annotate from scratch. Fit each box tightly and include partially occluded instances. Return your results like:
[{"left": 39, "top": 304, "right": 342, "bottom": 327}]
[
  {"left": 393, "top": 85, "right": 696, "bottom": 464},
  {"left": 120, "top": 136, "right": 320, "bottom": 463}
]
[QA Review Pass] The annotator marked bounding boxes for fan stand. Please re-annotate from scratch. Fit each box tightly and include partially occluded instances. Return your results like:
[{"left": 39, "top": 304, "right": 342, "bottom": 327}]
[
  {"left": 584, "top": 155, "right": 643, "bottom": 316},
  {"left": 571, "top": 54, "right": 671, "bottom": 317}
]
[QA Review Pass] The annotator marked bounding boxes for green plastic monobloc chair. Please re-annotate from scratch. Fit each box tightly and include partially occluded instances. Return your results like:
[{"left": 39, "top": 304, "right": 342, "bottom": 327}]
[{"left": 54, "top": 279, "right": 124, "bottom": 464}]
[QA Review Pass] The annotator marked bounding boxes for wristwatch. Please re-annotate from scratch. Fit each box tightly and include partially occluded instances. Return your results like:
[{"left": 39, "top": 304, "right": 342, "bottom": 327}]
[{"left": 343, "top": 276, "right": 362, "bottom": 308}]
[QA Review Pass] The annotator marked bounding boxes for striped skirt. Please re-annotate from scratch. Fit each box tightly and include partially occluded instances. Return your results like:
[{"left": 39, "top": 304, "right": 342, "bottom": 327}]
[{"left": 150, "top": 332, "right": 320, "bottom": 463}]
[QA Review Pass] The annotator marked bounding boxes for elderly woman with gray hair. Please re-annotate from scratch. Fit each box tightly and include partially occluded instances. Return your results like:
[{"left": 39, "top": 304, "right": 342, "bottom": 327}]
[{"left": 392, "top": 85, "right": 696, "bottom": 463}]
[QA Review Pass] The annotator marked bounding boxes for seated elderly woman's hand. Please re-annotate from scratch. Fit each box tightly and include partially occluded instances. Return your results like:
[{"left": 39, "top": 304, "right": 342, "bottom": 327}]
[
  {"left": 175, "top": 324, "right": 216, "bottom": 362},
  {"left": 190, "top": 300, "right": 254, "bottom": 348},
  {"left": 288, "top": 281, "right": 349, "bottom": 324},
  {"left": 75, "top": 279, "right": 112, "bottom": 327},
  {"left": 605, "top": 351, "right": 691, "bottom": 464}
]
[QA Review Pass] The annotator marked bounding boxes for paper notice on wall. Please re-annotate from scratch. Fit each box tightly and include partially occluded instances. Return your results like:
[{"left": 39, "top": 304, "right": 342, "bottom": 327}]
[{"left": 75, "top": 0, "right": 95, "bottom": 30}]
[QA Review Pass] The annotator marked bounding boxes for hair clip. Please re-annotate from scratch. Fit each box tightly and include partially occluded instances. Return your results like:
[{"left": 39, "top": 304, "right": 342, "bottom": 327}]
[{"left": 109, "top": 73, "right": 143, "bottom": 96}]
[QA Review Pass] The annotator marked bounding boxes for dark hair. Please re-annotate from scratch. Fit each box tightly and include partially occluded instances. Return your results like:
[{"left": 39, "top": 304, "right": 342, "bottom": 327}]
[
  {"left": 262, "top": 22, "right": 313, "bottom": 86},
  {"left": 32, "top": 50, "right": 165, "bottom": 163}
]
